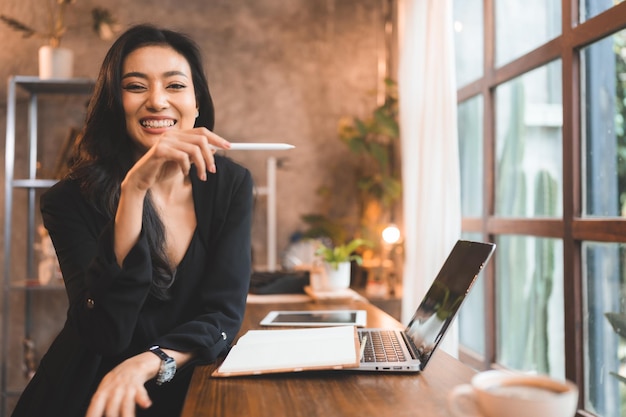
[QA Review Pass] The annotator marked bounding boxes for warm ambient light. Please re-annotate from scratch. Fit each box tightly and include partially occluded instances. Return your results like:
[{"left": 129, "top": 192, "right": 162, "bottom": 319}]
[{"left": 381, "top": 224, "right": 401, "bottom": 245}]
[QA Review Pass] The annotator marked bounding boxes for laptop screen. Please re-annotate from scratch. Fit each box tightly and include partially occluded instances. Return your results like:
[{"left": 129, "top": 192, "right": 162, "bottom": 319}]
[{"left": 403, "top": 240, "right": 495, "bottom": 370}]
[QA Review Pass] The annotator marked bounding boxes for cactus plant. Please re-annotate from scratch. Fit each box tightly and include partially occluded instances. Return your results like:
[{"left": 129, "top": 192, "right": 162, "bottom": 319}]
[
  {"left": 496, "top": 79, "right": 529, "bottom": 368},
  {"left": 605, "top": 312, "right": 626, "bottom": 383},
  {"left": 527, "top": 170, "right": 558, "bottom": 373}
]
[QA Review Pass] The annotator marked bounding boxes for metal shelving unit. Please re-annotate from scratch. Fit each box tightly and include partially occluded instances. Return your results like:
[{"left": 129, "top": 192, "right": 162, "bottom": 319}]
[{"left": 1, "top": 76, "right": 95, "bottom": 416}]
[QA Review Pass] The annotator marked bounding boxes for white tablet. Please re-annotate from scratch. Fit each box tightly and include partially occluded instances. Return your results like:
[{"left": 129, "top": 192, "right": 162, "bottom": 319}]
[{"left": 260, "top": 310, "right": 367, "bottom": 327}]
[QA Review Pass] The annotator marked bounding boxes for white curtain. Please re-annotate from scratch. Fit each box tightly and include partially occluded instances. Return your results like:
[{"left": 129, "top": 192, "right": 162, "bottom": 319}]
[{"left": 397, "top": 0, "right": 461, "bottom": 355}]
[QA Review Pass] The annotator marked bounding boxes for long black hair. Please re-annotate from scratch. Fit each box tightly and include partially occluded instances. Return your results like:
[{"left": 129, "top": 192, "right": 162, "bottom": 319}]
[{"left": 69, "top": 24, "right": 215, "bottom": 299}]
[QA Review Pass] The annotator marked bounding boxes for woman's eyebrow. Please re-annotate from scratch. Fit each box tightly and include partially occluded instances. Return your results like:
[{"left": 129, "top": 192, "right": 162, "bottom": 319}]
[
  {"left": 121, "top": 71, "right": 189, "bottom": 80},
  {"left": 163, "top": 70, "right": 189, "bottom": 78},
  {"left": 121, "top": 71, "right": 146, "bottom": 80}
]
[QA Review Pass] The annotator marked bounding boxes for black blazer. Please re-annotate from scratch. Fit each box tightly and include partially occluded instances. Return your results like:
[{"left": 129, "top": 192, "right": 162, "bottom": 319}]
[{"left": 11, "top": 155, "right": 253, "bottom": 417}]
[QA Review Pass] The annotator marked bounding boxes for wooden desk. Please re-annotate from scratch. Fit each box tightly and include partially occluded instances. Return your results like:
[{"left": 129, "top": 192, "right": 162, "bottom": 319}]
[{"left": 181, "top": 300, "right": 476, "bottom": 417}]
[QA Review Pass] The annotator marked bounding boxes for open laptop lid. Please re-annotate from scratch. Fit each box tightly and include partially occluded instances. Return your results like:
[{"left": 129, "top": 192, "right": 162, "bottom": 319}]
[{"left": 404, "top": 240, "right": 495, "bottom": 370}]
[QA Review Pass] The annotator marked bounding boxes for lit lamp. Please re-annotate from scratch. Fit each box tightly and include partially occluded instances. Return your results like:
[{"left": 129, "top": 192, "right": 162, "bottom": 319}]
[
  {"left": 381, "top": 223, "right": 402, "bottom": 296},
  {"left": 364, "top": 224, "right": 403, "bottom": 298},
  {"left": 382, "top": 224, "right": 401, "bottom": 245}
]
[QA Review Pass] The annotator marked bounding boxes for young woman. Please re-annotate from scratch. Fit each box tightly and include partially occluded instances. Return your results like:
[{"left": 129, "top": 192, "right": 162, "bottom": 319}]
[{"left": 11, "top": 24, "right": 253, "bottom": 417}]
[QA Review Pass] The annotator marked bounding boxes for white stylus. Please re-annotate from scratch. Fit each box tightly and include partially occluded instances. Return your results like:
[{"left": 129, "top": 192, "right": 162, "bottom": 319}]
[{"left": 226, "top": 143, "right": 295, "bottom": 151}]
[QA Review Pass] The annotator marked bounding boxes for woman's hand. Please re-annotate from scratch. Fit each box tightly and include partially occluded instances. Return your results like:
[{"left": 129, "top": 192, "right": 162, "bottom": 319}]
[
  {"left": 84, "top": 352, "right": 158, "bottom": 417},
  {"left": 85, "top": 348, "right": 194, "bottom": 417},
  {"left": 125, "top": 127, "right": 231, "bottom": 192}
]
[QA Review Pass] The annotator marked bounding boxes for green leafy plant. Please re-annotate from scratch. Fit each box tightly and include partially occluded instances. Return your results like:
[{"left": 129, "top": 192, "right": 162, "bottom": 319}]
[
  {"left": 299, "top": 213, "right": 348, "bottom": 247},
  {"left": 337, "top": 78, "right": 401, "bottom": 212},
  {"left": 300, "top": 79, "right": 401, "bottom": 248},
  {"left": 315, "top": 238, "right": 373, "bottom": 270},
  {"left": 0, "top": 0, "right": 119, "bottom": 48}
]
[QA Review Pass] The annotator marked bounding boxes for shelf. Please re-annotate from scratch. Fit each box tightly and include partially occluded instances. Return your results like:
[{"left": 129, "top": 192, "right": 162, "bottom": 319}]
[
  {"left": 12, "top": 75, "right": 95, "bottom": 95},
  {"left": 2, "top": 75, "right": 95, "bottom": 416},
  {"left": 11, "top": 179, "right": 59, "bottom": 189}
]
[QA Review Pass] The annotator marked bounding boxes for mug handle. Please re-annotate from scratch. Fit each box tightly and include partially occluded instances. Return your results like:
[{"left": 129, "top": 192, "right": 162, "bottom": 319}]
[{"left": 447, "top": 384, "right": 482, "bottom": 417}]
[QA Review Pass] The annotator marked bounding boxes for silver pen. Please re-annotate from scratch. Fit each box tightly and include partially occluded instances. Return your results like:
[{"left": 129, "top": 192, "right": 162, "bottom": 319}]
[{"left": 223, "top": 143, "right": 295, "bottom": 151}]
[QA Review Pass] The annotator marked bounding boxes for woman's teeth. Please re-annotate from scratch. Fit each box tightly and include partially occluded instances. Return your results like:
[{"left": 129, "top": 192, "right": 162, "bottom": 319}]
[{"left": 141, "top": 119, "right": 175, "bottom": 128}]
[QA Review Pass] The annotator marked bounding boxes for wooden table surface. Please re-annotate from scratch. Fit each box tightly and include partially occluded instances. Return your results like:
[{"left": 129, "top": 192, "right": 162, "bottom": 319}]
[{"left": 180, "top": 299, "right": 476, "bottom": 417}]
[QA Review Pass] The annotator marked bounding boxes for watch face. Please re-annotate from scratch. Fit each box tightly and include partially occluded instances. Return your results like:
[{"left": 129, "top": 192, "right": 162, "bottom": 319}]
[{"left": 158, "top": 359, "right": 176, "bottom": 384}]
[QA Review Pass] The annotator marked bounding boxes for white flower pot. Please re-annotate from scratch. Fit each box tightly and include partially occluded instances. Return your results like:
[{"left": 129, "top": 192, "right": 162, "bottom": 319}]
[
  {"left": 39, "top": 46, "right": 74, "bottom": 79},
  {"left": 315, "top": 261, "right": 351, "bottom": 291}
]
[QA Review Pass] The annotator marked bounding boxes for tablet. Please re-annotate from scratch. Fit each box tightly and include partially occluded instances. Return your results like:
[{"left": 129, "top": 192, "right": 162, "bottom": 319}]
[{"left": 260, "top": 310, "right": 367, "bottom": 327}]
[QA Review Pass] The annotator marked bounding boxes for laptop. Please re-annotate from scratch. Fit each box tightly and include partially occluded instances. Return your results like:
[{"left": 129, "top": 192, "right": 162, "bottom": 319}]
[{"left": 356, "top": 239, "right": 495, "bottom": 372}]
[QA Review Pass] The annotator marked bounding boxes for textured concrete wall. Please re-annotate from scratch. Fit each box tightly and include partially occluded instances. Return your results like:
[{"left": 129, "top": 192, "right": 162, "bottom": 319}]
[
  {"left": 0, "top": 0, "right": 388, "bottom": 411},
  {"left": 0, "top": 0, "right": 386, "bottom": 268}
]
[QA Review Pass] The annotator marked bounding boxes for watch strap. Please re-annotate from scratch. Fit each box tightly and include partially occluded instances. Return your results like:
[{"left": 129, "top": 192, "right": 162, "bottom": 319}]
[
  {"left": 149, "top": 345, "right": 171, "bottom": 361},
  {"left": 149, "top": 345, "right": 176, "bottom": 385}
]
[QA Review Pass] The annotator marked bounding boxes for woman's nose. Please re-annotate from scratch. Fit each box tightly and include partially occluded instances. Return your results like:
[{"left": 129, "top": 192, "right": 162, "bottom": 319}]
[{"left": 146, "top": 88, "right": 169, "bottom": 111}]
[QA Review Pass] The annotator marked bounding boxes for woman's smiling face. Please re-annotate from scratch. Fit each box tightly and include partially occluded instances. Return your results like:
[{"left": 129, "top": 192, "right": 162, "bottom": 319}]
[{"left": 121, "top": 45, "right": 198, "bottom": 153}]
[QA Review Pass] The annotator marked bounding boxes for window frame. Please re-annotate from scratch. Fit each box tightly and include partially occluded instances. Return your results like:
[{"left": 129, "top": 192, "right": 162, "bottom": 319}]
[{"left": 456, "top": 2, "right": 626, "bottom": 413}]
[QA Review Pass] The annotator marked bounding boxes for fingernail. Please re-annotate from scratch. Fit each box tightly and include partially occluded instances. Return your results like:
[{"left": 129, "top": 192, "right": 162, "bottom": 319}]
[{"left": 209, "top": 164, "right": 216, "bottom": 174}]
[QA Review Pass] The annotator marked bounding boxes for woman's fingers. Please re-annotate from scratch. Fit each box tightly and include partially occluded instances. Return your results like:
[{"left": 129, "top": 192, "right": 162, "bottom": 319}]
[
  {"left": 162, "top": 135, "right": 212, "bottom": 177},
  {"left": 167, "top": 128, "right": 230, "bottom": 178},
  {"left": 85, "top": 392, "right": 105, "bottom": 417},
  {"left": 128, "top": 128, "right": 230, "bottom": 187},
  {"left": 189, "top": 127, "right": 232, "bottom": 175},
  {"left": 104, "top": 388, "right": 125, "bottom": 417},
  {"left": 85, "top": 381, "right": 150, "bottom": 417},
  {"left": 201, "top": 127, "right": 231, "bottom": 151},
  {"left": 135, "top": 387, "right": 153, "bottom": 410},
  {"left": 85, "top": 355, "right": 156, "bottom": 417}
]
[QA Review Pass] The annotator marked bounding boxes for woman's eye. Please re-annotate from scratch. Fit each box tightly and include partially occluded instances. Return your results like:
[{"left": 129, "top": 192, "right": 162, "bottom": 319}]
[
  {"left": 122, "top": 84, "right": 146, "bottom": 92},
  {"left": 168, "top": 83, "right": 186, "bottom": 90}
]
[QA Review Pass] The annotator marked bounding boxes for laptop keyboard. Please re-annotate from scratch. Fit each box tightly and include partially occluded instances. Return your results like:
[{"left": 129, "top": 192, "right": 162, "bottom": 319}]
[{"left": 358, "top": 330, "right": 407, "bottom": 363}]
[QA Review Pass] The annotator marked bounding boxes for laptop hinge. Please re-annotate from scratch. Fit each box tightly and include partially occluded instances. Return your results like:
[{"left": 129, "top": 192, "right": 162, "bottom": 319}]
[{"left": 401, "top": 331, "right": 419, "bottom": 360}]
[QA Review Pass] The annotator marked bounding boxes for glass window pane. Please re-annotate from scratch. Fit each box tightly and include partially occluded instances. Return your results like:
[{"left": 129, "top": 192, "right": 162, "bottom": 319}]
[
  {"left": 458, "top": 95, "right": 484, "bottom": 217},
  {"left": 580, "top": 0, "right": 625, "bottom": 22},
  {"left": 494, "top": 61, "right": 563, "bottom": 218},
  {"left": 453, "top": 0, "right": 483, "bottom": 87},
  {"left": 581, "top": 29, "right": 626, "bottom": 217},
  {"left": 495, "top": 0, "right": 561, "bottom": 67},
  {"left": 495, "top": 235, "right": 564, "bottom": 378},
  {"left": 583, "top": 242, "right": 626, "bottom": 417},
  {"left": 459, "top": 232, "right": 486, "bottom": 355}
]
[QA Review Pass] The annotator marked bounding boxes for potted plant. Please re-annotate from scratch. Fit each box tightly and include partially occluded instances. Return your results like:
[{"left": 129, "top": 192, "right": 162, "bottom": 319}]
[
  {"left": 314, "top": 238, "right": 372, "bottom": 291},
  {"left": 0, "top": 1, "right": 119, "bottom": 79}
]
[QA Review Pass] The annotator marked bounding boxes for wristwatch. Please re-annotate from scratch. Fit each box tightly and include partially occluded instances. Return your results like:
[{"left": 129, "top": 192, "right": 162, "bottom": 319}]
[{"left": 149, "top": 346, "right": 176, "bottom": 385}]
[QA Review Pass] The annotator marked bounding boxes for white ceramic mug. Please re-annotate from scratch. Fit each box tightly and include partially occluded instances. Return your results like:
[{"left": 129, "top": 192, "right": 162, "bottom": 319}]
[{"left": 448, "top": 370, "right": 578, "bottom": 417}]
